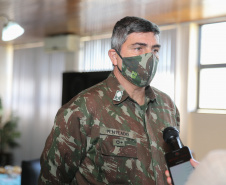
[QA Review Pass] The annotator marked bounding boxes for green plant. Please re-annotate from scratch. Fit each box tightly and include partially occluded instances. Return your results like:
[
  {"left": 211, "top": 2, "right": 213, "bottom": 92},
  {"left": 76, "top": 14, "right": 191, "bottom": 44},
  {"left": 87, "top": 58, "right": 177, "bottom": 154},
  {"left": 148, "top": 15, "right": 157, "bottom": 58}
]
[{"left": 0, "top": 98, "right": 21, "bottom": 153}]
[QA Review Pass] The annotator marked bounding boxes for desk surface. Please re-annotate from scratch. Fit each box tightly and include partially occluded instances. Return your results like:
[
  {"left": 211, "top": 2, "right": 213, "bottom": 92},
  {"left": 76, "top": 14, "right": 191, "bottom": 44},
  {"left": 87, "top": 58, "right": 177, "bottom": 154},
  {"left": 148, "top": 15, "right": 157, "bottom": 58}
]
[{"left": 0, "top": 174, "right": 21, "bottom": 185}]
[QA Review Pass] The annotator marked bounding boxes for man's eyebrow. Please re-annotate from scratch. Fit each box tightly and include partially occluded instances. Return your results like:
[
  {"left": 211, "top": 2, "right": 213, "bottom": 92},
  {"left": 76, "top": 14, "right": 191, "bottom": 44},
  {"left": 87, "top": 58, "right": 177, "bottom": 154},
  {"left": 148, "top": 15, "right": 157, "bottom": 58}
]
[
  {"left": 152, "top": 44, "right": 161, "bottom": 48},
  {"left": 131, "top": 42, "right": 148, "bottom": 46}
]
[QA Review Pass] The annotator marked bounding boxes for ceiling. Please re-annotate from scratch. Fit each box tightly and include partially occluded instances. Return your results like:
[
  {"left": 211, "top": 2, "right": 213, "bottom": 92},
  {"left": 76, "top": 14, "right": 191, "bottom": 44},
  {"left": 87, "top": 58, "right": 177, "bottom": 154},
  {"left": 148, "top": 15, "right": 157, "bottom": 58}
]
[{"left": 0, "top": 0, "right": 226, "bottom": 46}]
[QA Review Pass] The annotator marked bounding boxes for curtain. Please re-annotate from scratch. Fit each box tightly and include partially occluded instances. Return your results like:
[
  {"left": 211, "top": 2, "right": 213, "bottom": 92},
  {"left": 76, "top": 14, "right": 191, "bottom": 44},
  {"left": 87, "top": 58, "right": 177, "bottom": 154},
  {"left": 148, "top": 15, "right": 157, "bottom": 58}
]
[
  {"left": 12, "top": 47, "right": 65, "bottom": 165},
  {"left": 81, "top": 38, "right": 113, "bottom": 71},
  {"left": 152, "top": 28, "right": 177, "bottom": 100}
]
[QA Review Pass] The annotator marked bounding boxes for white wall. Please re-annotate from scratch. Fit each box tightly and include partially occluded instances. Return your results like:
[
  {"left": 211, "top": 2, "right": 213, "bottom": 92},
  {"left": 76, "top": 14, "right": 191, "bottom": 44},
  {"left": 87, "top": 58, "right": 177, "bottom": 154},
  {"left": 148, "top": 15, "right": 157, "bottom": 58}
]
[
  {"left": 189, "top": 112, "right": 226, "bottom": 160},
  {"left": 175, "top": 22, "right": 226, "bottom": 161},
  {"left": 0, "top": 45, "right": 13, "bottom": 122}
]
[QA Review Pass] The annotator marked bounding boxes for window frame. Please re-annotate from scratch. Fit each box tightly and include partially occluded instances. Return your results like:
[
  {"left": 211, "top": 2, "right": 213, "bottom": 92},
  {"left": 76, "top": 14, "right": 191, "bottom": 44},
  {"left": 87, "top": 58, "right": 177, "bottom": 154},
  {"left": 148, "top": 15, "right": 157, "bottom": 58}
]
[{"left": 197, "top": 22, "right": 226, "bottom": 110}]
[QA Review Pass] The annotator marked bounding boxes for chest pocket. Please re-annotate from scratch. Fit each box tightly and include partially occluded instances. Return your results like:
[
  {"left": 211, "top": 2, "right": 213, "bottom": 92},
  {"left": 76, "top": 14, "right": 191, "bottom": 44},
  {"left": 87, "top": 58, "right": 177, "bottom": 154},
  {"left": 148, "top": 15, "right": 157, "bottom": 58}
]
[
  {"left": 101, "top": 135, "right": 137, "bottom": 158},
  {"left": 99, "top": 128, "right": 137, "bottom": 184}
]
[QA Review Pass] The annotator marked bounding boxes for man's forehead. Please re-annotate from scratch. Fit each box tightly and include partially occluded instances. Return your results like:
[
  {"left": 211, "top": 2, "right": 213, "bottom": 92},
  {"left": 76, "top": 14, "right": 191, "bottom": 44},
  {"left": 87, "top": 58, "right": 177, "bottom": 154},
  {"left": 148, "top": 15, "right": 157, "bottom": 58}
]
[
  {"left": 131, "top": 42, "right": 161, "bottom": 48},
  {"left": 125, "top": 32, "right": 160, "bottom": 45},
  {"left": 128, "top": 31, "right": 159, "bottom": 36}
]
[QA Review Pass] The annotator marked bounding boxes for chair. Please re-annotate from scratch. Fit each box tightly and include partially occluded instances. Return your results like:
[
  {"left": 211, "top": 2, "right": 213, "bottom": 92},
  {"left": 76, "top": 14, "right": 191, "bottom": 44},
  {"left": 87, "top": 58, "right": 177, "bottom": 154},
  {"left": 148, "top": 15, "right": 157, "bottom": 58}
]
[{"left": 21, "top": 159, "right": 41, "bottom": 185}]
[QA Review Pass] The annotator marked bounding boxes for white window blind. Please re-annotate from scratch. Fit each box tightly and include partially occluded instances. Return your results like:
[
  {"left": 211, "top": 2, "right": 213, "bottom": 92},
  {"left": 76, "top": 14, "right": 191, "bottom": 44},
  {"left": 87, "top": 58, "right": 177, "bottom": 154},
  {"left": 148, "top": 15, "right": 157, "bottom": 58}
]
[
  {"left": 152, "top": 28, "right": 177, "bottom": 100},
  {"left": 12, "top": 47, "right": 65, "bottom": 164},
  {"left": 81, "top": 38, "right": 113, "bottom": 72}
]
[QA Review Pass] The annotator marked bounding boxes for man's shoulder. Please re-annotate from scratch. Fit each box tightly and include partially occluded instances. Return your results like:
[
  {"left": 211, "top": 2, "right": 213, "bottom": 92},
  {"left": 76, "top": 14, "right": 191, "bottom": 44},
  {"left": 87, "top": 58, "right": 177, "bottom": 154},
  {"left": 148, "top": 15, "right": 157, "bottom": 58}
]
[
  {"left": 56, "top": 80, "right": 109, "bottom": 118},
  {"left": 65, "top": 78, "right": 109, "bottom": 108},
  {"left": 151, "top": 86, "right": 173, "bottom": 101},
  {"left": 149, "top": 86, "right": 179, "bottom": 113}
]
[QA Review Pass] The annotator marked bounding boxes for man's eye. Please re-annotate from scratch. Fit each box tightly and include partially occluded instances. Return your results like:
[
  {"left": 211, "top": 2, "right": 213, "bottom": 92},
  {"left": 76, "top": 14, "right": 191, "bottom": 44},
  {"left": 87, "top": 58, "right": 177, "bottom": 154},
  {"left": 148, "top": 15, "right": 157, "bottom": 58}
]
[
  {"left": 153, "top": 49, "right": 159, "bottom": 54},
  {"left": 135, "top": 47, "right": 142, "bottom": 51}
]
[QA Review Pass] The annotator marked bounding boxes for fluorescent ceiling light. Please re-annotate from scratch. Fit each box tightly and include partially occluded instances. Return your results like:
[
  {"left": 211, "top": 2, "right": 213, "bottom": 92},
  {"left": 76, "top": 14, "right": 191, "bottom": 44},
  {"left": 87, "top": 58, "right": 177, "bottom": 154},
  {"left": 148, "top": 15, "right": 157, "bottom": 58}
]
[{"left": 2, "top": 21, "right": 24, "bottom": 41}]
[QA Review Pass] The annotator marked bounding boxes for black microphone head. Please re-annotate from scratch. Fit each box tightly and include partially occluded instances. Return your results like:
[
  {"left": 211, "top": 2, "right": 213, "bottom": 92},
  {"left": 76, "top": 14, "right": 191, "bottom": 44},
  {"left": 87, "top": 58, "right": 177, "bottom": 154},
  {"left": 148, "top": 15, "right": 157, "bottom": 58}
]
[{"left": 163, "top": 127, "right": 179, "bottom": 144}]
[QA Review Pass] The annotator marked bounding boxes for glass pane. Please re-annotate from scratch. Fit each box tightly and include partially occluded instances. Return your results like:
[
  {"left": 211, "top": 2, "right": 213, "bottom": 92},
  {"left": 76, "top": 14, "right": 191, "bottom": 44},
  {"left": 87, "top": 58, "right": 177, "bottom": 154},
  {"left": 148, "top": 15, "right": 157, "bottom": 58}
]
[
  {"left": 200, "top": 22, "right": 226, "bottom": 65},
  {"left": 199, "top": 68, "right": 226, "bottom": 109}
]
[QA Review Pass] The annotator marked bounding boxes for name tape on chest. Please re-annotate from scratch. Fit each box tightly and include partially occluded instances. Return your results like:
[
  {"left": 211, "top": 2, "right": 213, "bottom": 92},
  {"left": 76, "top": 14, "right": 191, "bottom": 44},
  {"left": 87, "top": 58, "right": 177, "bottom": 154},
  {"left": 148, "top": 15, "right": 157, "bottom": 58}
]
[{"left": 100, "top": 127, "right": 134, "bottom": 138}]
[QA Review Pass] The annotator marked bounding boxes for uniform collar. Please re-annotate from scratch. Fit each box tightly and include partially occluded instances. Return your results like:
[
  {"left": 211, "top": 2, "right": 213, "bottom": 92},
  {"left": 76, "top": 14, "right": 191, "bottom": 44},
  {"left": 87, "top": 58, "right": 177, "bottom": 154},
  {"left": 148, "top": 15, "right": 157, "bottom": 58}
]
[
  {"left": 106, "top": 72, "right": 157, "bottom": 105},
  {"left": 145, "top": 85, "right": 158, "bottom": 103}
]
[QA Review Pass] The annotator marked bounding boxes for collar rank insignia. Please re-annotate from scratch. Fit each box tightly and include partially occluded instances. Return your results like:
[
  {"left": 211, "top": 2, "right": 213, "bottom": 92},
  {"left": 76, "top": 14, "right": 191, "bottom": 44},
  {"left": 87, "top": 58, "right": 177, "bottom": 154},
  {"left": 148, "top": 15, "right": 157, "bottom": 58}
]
[{"left": 113, "top": 90, "right": 123, "bottom": 101}]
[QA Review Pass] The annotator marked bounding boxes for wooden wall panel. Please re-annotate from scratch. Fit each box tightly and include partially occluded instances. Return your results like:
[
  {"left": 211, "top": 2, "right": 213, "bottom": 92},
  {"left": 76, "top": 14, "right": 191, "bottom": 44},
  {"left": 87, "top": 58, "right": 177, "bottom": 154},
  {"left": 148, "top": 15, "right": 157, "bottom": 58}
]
[{"left": 0, "top": 0, "right": 226, "bottom": 45}]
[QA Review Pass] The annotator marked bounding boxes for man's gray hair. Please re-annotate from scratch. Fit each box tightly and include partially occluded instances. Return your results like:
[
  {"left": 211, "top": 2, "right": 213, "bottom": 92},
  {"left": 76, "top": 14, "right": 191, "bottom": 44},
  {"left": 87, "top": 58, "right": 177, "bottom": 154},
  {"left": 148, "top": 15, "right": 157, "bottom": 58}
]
[{"left": 111, "top": 16, "right": 160, "bottom": 52}]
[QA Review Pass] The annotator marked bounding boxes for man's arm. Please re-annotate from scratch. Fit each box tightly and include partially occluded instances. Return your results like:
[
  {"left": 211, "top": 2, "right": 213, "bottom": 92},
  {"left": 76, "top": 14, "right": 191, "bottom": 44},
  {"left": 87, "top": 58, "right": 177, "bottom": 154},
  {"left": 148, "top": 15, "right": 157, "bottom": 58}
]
[{"left": 38, "top": 107, "right": 87, "bottom": 184}]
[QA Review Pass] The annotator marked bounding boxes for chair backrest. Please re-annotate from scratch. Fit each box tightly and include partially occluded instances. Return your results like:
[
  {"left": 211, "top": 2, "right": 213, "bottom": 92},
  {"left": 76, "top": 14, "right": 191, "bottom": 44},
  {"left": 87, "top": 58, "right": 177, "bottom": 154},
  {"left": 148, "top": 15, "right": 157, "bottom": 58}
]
[{"left": 21, "top": 159, "right": 41, "bottom": 185}]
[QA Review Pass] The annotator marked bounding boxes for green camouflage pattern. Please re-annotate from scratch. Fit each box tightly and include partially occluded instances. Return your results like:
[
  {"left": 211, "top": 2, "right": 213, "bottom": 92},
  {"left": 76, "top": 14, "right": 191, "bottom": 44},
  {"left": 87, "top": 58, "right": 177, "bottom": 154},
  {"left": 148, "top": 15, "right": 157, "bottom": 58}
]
[
  {"left": 38, "top": 72, "right": 180, "bottom": 185},
  {"left": 121, "top": 52, "right": 159, "bottom": 87}
]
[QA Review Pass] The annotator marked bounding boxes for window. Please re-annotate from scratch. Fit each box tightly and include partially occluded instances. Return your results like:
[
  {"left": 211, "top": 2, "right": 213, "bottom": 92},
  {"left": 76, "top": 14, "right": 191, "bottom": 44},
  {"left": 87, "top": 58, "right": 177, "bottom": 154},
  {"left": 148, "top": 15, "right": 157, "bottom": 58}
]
[{"left": 198, "top": 22, "right": 226, "bottom": 109}]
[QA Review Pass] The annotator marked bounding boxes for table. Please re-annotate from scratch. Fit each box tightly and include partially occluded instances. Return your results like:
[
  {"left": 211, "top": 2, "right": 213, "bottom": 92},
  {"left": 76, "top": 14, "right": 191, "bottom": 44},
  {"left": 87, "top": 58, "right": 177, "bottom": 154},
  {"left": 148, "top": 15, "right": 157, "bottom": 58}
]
[{"left": 0, "top": 174, "right": 21, "bottom": 185}]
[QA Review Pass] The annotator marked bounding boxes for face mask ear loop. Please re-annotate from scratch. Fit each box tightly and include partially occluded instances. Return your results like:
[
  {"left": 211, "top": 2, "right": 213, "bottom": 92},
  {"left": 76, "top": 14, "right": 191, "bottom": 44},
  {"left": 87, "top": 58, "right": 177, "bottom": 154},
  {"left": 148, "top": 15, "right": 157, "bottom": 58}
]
[
  {"left": 114, "top": 49, "right": 122, "bottom": 59},
  {"left": 114, "top": 49, "right": 123, "bottom": 73}
]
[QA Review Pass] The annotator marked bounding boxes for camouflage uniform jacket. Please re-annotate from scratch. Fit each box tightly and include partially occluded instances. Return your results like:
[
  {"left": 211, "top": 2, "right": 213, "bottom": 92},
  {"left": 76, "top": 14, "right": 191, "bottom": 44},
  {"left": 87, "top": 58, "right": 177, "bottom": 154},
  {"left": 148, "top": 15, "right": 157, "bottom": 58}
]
[{"left": 39, "top": 72, "right": 180, "bottom": 185}]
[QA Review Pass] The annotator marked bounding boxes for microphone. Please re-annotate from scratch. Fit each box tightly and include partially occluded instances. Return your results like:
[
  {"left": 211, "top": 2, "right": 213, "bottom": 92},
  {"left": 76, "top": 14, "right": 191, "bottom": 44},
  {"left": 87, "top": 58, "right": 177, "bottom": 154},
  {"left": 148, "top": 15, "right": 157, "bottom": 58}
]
[
  {"left": 163, "top": 127, "right": 194, "bottom": 184},
  {"left": 163, "top": 127, "right": 183, "bottom": 151}
]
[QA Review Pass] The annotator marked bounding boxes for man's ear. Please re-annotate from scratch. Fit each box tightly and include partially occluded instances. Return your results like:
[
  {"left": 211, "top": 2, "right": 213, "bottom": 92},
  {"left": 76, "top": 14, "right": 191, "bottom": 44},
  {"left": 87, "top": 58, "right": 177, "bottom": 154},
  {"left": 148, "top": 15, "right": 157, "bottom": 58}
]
[{"left": 108, "top": 49, "right": 118, "bottom": 66}]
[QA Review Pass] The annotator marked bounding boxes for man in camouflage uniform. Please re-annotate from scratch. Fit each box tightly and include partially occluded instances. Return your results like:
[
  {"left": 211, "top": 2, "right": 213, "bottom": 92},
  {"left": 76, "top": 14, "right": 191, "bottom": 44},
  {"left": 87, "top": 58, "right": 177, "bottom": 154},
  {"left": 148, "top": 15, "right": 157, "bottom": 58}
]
[{"left": 39, "top": 16, "right": 180, "bottom": 185}]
